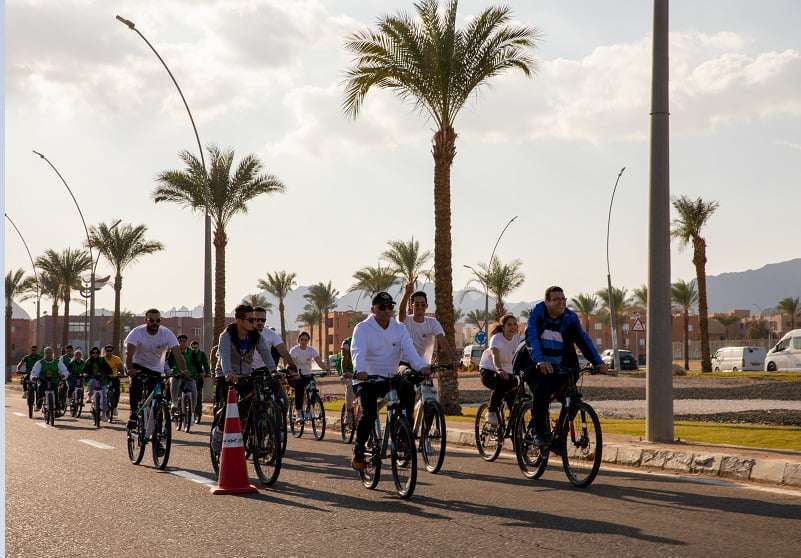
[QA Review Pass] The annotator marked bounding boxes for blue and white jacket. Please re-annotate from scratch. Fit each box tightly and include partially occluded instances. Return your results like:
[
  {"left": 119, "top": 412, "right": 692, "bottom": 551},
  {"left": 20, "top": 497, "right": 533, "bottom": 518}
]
[{"left": 525, "top": 302, "right": 602, "bottom": 371}]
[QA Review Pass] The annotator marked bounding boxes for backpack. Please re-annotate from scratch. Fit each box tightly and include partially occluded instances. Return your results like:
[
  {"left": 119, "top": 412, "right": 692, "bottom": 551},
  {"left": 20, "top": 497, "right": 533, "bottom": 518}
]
[{"left": 512, "top": 330, "right": 536, "bottom": 377}]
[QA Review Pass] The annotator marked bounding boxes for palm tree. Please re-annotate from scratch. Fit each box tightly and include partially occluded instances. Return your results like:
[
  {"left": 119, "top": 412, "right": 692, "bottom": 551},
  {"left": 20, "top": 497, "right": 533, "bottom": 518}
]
[
  {"left": 304, "top": 281, "right": 340, "bottom": 360},
  {"left": 154, "top": 145, "right": 286, "bottom": 343},
  {"left": 38, "top": 272, "right": 61, "bottom": 348},
  {"left": 632, "top": 285, "right": 648, "bottom": 311},
  {"left": 466, "top": 257, "right": 525, "bottom": 319},
  {"left": 297, "top": 306, "right": 321, "bottom": 350},
  {"left": 777, "top": 297, "right": 800, "bottom": 332},
  {"left": 570, "top": 293, "right": 599, "bottom": 332},
  {"left": 344, "top": 0, "right": 539, "bottom": 414},
  {"left": 257, "top": 271, "right": 297, "bottom": 344},
  {"left": 349, "top": 265, "right": 398, "bottom": 305},
  {"left": 88, "top": 222, "right": 163, "bottom": 354},
  {"left": 453, "top": 308, "right": 464, "bottom": 323},
  {"left": 671, "top": 195, "right": 719, "bottom": 372},
  {"left": 596, "top": 286, "right": 632, "bottom": 350},
  {"left": 714, "top": 314, "right": 741, "bottom": 340},
  {"left": 465, "top": 309, "right": 490, "bottom": 332},
  {"left": 382, "top": 238, "right": 431, "bottom": 288},
  {"left": 348, "top": 311, "right": 368, "bottom": 328},
  {"left": 519, "top": 309, "right": 530, "bottom": 319},
  {"left": 242, "top": 293, "right": 273, "bottom": 314},
  {"left": 37, "top": 248, "right": 92, "bottom": 349},
  {"left": 671, "top": 279, "right": 698, "bottom": 371},
  {"left": 5, "top": 269, "right": 36, "bottom": 365}
]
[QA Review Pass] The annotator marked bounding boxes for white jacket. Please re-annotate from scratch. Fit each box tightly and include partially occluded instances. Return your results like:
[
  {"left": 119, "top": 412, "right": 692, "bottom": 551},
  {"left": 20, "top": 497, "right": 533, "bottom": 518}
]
[
  {"left": 351, "top": 315, "right": 428, "bottom": 384},
  {"left": 30, "top": 359, "right": 69, "bottom": 380}
]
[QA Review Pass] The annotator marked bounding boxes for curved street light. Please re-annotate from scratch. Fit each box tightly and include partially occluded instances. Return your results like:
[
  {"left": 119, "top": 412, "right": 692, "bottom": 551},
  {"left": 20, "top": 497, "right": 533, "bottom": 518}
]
[
  {"left": 5, "top": 213, "right": 42, "bottom": 344},
  {"left": 115, "top": 15, "right": 213, "bottom": 354},
  {"left": 605, "top": 167, "right": 626, "bottom": 373}
]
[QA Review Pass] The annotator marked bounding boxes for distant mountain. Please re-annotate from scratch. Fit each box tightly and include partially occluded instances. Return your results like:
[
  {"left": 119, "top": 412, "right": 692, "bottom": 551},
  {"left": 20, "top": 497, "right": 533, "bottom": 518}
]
[{"left": 706, "top": 258, "right": 801, "bottom": 313}]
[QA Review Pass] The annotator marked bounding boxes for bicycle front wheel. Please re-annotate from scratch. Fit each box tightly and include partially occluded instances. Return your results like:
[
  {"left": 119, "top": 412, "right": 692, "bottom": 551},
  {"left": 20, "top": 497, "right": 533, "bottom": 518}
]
[
  {"left": 152, "top": 401, "right": 172, "bottom": 470},
  {"left": 310, "top": 395, "right": 325, "bottom": 441},
  {"left": 265, "top": 400, "right": 287, "bottom": 457},
  {"left": 420, "top": 400, "right": 446, "bottom": 474},
  {"left": 360, "top": 426, "right": 381, "bottom": 489},
  {"left": 513, "top": 401, "right": 548, "bottom": 479},
  {"left": 289, "top": 404, "right": 304, "bottom": 438},
  {"left": 562, "top": 401, "right": 602, "bottom": 488},
  {"left": 127, "top": 413, "right": 147, "bottom": 465},
  {"left": 251, "top": 409, "right": 282, "bottom": 486},
  {"left": 183, "top": 394, "right": 193, "bottom": 433},
  {"left": 390, "top": 414, "right": 417, "bottom": 499},
  {"left": 209, "top": 411, "right": 222, "bottom": 476},
  {"left": 340, "top": 404, "right": 355, "bottom": 444},
  {"left": 27, "top": 387, "right": 34, "bottom": 418},
  {"left": 475, "top": 403, "right": 503, "bottom": 462}
]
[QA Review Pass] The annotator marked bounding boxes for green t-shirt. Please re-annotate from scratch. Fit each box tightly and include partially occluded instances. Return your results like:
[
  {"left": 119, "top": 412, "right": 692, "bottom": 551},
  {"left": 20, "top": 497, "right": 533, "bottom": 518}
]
[
  {"left": 38, "top": 359, "right": 62, "bottom": 382},
  {"left": 68, "top": 359, "right": 85, "bottom": 378},
  {"left": 183, "top": 348, "right": 202, "bottom": 380},
  {"left": 337, "top": 337, "right": 353, "bottom": 375},
  {"left": 84, "top": 358, "right": 111, "bottom": 385},
  {"left": 21, "top": 353, "right": 42, "bottom": 374},
  {"left": 61, "top": 355, "right": 73, "bottom": 369}
]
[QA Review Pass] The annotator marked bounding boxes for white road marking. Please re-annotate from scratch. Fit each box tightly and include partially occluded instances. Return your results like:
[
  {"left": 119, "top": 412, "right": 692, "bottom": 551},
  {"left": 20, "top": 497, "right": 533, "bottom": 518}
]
[
  {"left": 169, "top": 470, "right": 217, "bottom": 486},
  {"left": 13, "top": 412, "right": 25, "bottom": 417},
  {"left": 79, "top": 439, "right": 114, "bottom": 450},
  {"left": 35, "top": 423, "right": 48, "bottom": 429}
]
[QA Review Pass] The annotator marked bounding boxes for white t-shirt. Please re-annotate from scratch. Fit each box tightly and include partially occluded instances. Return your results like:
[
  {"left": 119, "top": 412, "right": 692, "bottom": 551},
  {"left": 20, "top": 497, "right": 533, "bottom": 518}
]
[
  {"left": 403, "top": 316, "right": 445, "bottom": 365},
  {"left": 252, "top": 328, "right": 283, "bottom": 369},
  {"left": 479, "top": 333, "right": 522, "bottom": 372},
  {"left": 289, "top": 345, "right": 320, "bottom": 376},
  {"left": 124, "top": 324, "right": 179, "bottom": 373}
]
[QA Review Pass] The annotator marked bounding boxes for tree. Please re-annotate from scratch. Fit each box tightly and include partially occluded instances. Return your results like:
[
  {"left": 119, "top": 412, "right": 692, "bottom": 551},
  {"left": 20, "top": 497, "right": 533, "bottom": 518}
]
[
  {"left": 453, "top": 307, "right": 464, "bottom": 323},
  {"left": 257, "top": 271, "right": 297, "bottom": 344},
  {"left": 466, "top": 257, "right": 525, "bottom": 319},
  {"left": 89, "top": 222, "right": 163, "bottom": 354},
  {"left": 348, "top": 311, "right": 368, "bottom": 328},
  {"left": 714, "top": 315, "right": 741, "bottom": 340},
  {"left": 570, "top": 293, "right": 599, "bottom": 332},
  {"left": 348, "top": 265, "right": 398, "bottom": 305},
  {"left": 344, "top": 0, "right": 539, "bottom": 414},
  {"left": 465, "top": 309, "right": 490, "bottom": 332},
  {"left": 242, "top": 293, "right": 273, "bottom": 314},
  {"left": 304, "top": 281, "right": 340, "bottom": 360},
  {"left": 5, "top": 269, "right": 36, "bottom": 366},
  {"left": 671, "top": 279, "right": 698, "bottom": 371},
  {"left": 36, "top": 248, "right": 92, "bottom": 350},
  {"left": 382, "top": 238, "right": 431, "bottom": 288},
  {"left": 671, "top": 195, "right": 719, "bottom": 372},
  {"left": 596, "top": 286, "right": 632, "bottom": 350},
  {"left": 154, "top": 145, "right": 286, "bottom": 345},
  {"left": 748, "top": 319, "right": 769, "bottom": 340},
  {"left": 297, "top": 306, "right": 321, "bottom": 350},
  {"left": 38, "top": 272, "right": 61, "bottom": 349},
  {"left": 632, "top": 285, "right": 648, "bottom": 311},
  {"left": 777, "top": 297, "right": 800, "bottom": 332}
]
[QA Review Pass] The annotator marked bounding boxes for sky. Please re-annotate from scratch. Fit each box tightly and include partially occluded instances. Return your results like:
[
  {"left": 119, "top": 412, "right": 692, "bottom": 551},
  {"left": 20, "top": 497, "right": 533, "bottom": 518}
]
[{"left": 5, "top": 0, "right": 801, "bottom": 322}]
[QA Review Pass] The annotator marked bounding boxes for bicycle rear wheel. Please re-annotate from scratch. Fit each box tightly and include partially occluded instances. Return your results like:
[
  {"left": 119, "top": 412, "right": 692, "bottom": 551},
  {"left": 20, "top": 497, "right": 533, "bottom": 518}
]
[
  {"left": 289, "top": 404, "right": 304, "bottom": 438},
  {"left": 513, "top": 401, "right": 549, "bottom": 479},
  {"left": 562, "top": 401, "right": 602, "bottom": 488},
  {"left": 475, "top": 402, "right": 504, "bottom": 462},
  {"left": 266, "top": 400, "right": 287, "bottom": 456},
  {"left": 310, "top": 395, "right": 325, "bottom": 441},
  {"left": 390, "top": 414, "right": 417, "bottom": 499},
  {"left": 47, "top": 393, "right": 56, "bottom": 426},
  {"left": 340, "top": 405, "right": 355, "bottom": 444},
  {"left": 209, "top": 411, "right": 222, "bottom": 476},
  {"left": 359, "top": 427, "right": 381, "bottom": 489},
  {"left": 251, "top": 408, "right": 282, "bottom": 486},
  {"left": 152, "top": 401, "right": 172, "bottom": 470},
  {"left": 183, "top": 393, "right": 193, "bottom": 433},
  {"left": 420, "top": 400, "right": 446, "bottom": 474},
  {"left": 92, "top": 394, "right": 101, "bottom": 428},
  {"left": 127, "top": 413, "right": 147, "bottom": 465},
  {"left": 27, "top": 387, "right": 34, "bottom": 418}
]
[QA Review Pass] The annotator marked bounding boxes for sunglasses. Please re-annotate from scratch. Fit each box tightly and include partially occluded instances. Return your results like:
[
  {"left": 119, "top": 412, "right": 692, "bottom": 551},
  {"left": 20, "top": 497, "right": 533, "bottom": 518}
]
[
  {"left": 241, "top": 317, "right": 256, "bottom": 323},
  {"left": 90, "top": 352, "right": 100, "bottom": 356},
  {"left": 377, "top": 304, "right": 395, "bottom": 311},
  {"left": 254, "top": 318, "right": 267, "bottom": 323},
  {"left": 148, "top": 318, "right": 161, "bottom": 324}
]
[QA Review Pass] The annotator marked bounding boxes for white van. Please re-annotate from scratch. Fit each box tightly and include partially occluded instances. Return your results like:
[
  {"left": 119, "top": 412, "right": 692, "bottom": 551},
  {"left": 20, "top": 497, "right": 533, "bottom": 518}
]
[
  {"left": 711, "top": 346, "right": 766, "bottom": 372},
  {"left": 462, "top": 344, "right": 485, "bottom": 367},
  {"left": 764, "top": 329, "right": 801, "bottom": 372}
]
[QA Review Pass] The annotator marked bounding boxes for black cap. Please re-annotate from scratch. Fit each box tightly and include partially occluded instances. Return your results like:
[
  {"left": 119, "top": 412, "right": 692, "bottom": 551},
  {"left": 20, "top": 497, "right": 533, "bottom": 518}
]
[{"left": 371, "top": 292, "right": 395, "bottom": 306}]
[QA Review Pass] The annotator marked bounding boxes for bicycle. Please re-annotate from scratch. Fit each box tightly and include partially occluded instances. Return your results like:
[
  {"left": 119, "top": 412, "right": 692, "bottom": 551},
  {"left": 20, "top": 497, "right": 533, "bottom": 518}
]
[
  {"left": 24, "top": 375, "right": 36, "bottom": 419},
  {"left": 404, "top": 364, "right": 449, "bottom": 474},
  {"left": 88, "top": 381, "right": 109, "bottom": 428},
  {"left": 69, "top": 378, "right": 84, "bottom": 418},
  {"left": 257, "top": 368, "right": 289, "bottom": 456},
  {"left": 126, "top": 370, "right": 172, "bottom": 470},
  {"left": 210, "top": 375, "right": 282, "bottom": 486},
  {"left": 513, "top": 364, "right": 603, "bottom": 488},
  {"left": 339, "top": 382, "right": 361, "bottom": 444},
  {"left": 104, "top": 381, "right": 116, "bottom": 423},
  {"left": 171, "top": 376, "right": 195, "bottom": 433},
  {"left": 474, "top": 375, "right": 531, "bottom": 461},
  {"left": 288, "top": 371, "right": 326, "bottom": 441},
  {"left": 357, "top": 376, "right": 417, "bottom": 499},
  {"left": 38, "top": 380, "right": 59, "bottom": 426}
]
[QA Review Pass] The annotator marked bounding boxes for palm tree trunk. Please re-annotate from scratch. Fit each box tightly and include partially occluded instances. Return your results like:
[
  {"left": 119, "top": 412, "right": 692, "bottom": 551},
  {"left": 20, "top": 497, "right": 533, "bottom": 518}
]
[
  {"left": 5, "top": 301, "right": 12, "bottom": 369},
  {"left": 62, "top": 290, "right": 71, "bottom": 350},
  {"left": 213, "top": 227, "right": 227, "bottom": 360},
  {"left": 323, "top": 311, "right": 330, "bottom": 360},
  {"left": 495, "top": 299, "right": 504, "bottom": 321},
  {"left": 582, "top": 314, "right": 590, "bottom": 333},
  {"left": 432, "top": 126, "right": 460, "bottom": 415},
  {"left": 683, "top": 309, "right": 689, "bottom": 371},
  {"left": 113, "top": 272, "right": 122, "bottom": 354},
  {"left": 279, "top": 299, "right": 286, "bottom": 344},
  {"left": 318, "top": 316, "right": 323, "bottom": 356},
  {"left": 51, "top": 301, "right": 59, "bottom": 349},
  {"left": 693, "top": 237, "right": 712, "bottom": 372}
]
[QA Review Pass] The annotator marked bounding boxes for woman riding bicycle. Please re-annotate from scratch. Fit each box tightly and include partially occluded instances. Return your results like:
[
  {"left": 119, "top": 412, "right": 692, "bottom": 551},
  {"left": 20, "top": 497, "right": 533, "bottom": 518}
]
[
  {"left": 66, "top": 349, "right": 85, "bottom": 402},
  {"left": 84, "top": 347, "right": 113, "bottom": 409},
  {"left": 287, "top": 332, "right": 329, "bottom": 422},
  {"left": 479, "top": 314, "right": 522, "bottom": 426}
]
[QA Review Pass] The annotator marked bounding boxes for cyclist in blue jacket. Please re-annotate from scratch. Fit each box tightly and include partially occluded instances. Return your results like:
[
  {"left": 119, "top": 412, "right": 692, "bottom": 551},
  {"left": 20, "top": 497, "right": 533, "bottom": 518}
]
[{"left": 526, "top": 286, "right": 607, "bottom": 446}]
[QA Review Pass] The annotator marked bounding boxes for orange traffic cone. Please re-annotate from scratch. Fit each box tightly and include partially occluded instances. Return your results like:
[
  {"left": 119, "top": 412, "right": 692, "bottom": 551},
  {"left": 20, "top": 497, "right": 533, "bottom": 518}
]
[{"left": 211, "top": 387, "right": 258, "bottom": 495}]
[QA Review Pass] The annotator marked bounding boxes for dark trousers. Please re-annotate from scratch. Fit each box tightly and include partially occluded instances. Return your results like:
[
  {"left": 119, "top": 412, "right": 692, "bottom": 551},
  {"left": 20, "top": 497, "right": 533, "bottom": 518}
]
[
  {"left": 129, "top": 367, "right": 162, "bottom": 415},
  {"left": 67, "top": 375, "right": 79, "bottom": 395},
  {"left": 352, "top": 377, "right": 415, "bottom": 453},
  {"left": 195, "top": 377, "right": 204, "bottom": 416},
  {"left": 214, "top": 377, "right": 254, "bottom": 424},
  {"left": 526, "top": 372, "right": 570, "bottom": 435},
  {"left": 36, "top": 380, "right": 58, "bottom": 403},
  {"left": 110, "top": 377, "right": 121, "bottom": 409},
  {"left": 288, "top": 375, "right": 312, "bottom": 410},
  {"left": 480, "top": 368, "right": 519, "bottom": 413}
]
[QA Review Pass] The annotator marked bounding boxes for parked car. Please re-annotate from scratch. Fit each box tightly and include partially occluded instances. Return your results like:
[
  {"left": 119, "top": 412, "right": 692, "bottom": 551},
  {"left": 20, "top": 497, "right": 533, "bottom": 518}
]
[
  {"left": 462, "top": 344, "right": 485, "bottom": 368},
  {"left": 764, "top": 329, "right": 801, "bottom": 372},
  {"left": 711, "top": 346, "right": 765, "bottom": 372},
  {"left": 601, "top": 349, "right": 638, "bottom": 370}
]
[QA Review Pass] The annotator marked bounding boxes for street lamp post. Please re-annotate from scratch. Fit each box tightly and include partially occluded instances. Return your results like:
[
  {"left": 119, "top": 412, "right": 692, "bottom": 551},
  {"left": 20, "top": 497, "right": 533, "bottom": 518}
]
[
  {"left": 5, "top": 213, "right": 41, "bottom": 345},
  {"left": 115, "top": 15, "right": 213, "bottom": 356},
  {"left": 605, "top": 168, "right": 626, "bottom": 373},
  {"left": 646, "top": 0, "right": 674, "bottom": 442},
  {"left": 32, "top": 150, "right": 94, "bottom": 350}
]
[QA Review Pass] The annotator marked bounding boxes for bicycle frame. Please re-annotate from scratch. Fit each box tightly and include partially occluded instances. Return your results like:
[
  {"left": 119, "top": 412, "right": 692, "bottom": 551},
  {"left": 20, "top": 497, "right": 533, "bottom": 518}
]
[{"left": 138, "top": 379, "right": 165, "bottom": 437}]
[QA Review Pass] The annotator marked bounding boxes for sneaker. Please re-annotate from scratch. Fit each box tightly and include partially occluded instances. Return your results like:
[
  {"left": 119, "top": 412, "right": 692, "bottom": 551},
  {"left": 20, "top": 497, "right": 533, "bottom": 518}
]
[
  {"left": 486, "top": 411, "right": 499, "bottom": 426},
  {"left": 351, "top": 452, "right": 366, "bottom": 472}
]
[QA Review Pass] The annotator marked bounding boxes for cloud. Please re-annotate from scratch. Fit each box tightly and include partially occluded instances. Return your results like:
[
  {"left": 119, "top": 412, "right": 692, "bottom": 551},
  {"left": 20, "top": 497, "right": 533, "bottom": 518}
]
[{"left": 775, "top": 139, "right": 801, "bottom": 151}]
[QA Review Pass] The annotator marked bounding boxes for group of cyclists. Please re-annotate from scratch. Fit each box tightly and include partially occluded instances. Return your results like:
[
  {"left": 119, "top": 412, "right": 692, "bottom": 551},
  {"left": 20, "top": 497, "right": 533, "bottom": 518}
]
[{"left": 18, "top": 280, "right": 609, "bottom": 497}]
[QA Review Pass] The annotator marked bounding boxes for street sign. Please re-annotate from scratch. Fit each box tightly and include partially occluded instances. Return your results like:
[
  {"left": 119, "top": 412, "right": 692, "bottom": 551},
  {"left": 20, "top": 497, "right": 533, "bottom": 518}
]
[
  {"left": 474, "top": 331, "right": 487, "bottom": 345},
  {"left": 631, "top": 316, "right": 645, "bottom": 332}
]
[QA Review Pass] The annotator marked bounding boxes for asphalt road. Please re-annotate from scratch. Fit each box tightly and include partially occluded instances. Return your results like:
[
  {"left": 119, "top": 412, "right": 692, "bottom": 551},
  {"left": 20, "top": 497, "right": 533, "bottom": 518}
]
[{"left": 6, "top": 390, "right": 801, "bottom": 558}]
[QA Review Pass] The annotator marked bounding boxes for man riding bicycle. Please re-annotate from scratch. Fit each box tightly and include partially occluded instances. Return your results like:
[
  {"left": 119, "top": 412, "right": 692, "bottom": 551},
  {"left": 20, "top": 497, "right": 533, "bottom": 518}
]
[
  {"left": 124, "top": 309, "right": 188, "bottom": 429},
  {"left": 251, "top": 306, "right": 297, "bottom": 409},
  {"left": 398, "top": 278, "right": 454, "bottom": 365},
  {"left": 525, "top": 286, "right": 607, "bottom": 446},
  {"left": 84, "top": 347, "right": 114, "bottom": 408},
  {"left": 30, "top": 347, "right": 69, "bottom": 409},
  {"left": 168, "top": 335, "right": 197, "bottom": 419},
  {"left": 17, "top": 344, "right": 42, "bottom": 397},
  {"left": 103, "top": 344, "right": 125, "bottom": 415},
  {"left": 188, "top": 339, "right": 211, "bottom": 422},
  {"left": 350, "top": 292, "right": 430, "bottom": 472}
]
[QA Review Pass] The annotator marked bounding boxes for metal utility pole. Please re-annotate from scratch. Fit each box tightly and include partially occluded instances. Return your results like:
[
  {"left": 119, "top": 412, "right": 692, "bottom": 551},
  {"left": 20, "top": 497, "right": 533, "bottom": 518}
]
[
  {"left": 646, "top": 0, "right": 674, "bottom": 442},
  {"left": 606, "top": 168, "right": 626, "bottom": 374},
  {"left": 5, "top": 213, "right": 41, "bottom": 344}
]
